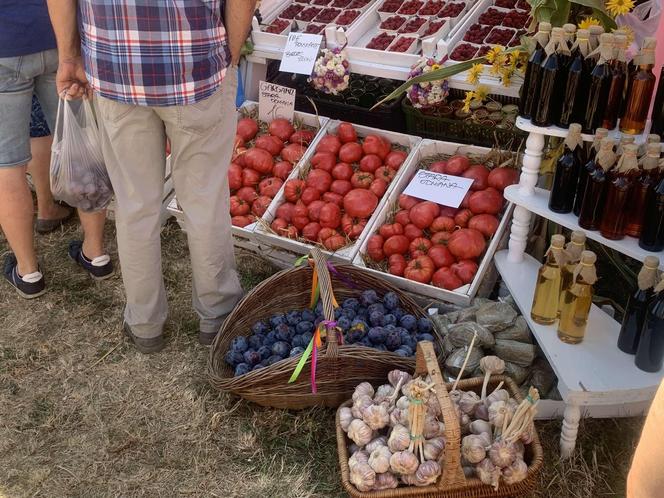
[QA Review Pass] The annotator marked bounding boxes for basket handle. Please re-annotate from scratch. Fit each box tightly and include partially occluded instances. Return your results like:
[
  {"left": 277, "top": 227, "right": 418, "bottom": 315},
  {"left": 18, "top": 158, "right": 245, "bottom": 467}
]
[
  {"left": 415, "top": 342, "right": 467, "bottom": 489},
  {"left": 310, "top": 248, "right": 339, "bottom": 359}
]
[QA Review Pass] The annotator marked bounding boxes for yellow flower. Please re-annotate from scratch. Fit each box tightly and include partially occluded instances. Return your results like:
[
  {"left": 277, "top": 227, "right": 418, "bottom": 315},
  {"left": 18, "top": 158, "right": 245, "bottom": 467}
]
[
  {"left": 466, "top": 63, "right": 483, "bottom": 84},
  {"left": 462, "top": 91, "right": 474, "bottom": 113},
  {"left": 500, "top": 67, "right": 513, "bottom": 87},
  {"left": 485, "top": 46, "right": 504, "bottom": 64},
  {"left": 578, "top": 17, "right": 601, "bottom": 29},
  {"left": 606, "top": 0, "right": 635, "bottom": 17},
  {"left": 474, "top": 85, "right": 489, "bottom": 102},
  {"left": 614, "top": 25, "right": 635, "bottom": 45},
  {"left": 431, "top": 64, "right": 441, "bottom": 70}
]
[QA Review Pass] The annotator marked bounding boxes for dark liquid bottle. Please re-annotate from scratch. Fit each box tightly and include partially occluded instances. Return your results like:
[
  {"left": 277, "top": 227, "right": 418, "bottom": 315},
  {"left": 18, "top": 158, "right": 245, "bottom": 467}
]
[
  {"left": 625, "top": 144, "right": 661, "bottom": 237},
  {"left": 650, "top": 66, "right": 664, "bottom": 139},
  {"left": 618, "top": 256, "right": 660, "bottom": 354},
  {"left": 533, "top": 28, "right": 566, "bottom": 127},
  {"left": 558, "top": 30, "right": 590, "bottom": 128},
  {"left": 583, "top": 34, "right": 615, "bottom": 134},
  {"left": 573, "top": 129, "right": 609, "bottom": 216},
  {"left": 519, "top": 22, "right": 552, "bottom": 119},
  {"left": 621, "top": 37, "right": 657, "bottom": 135},
  {"left": 639, "top": 177, "right": 664, "bottom": 252},
  {"left": 578, "top": 137, "right": 615, "bottom": 230},
  {"left": 601, "top": 34, "right": 628, "bottom": 130},
  {"left": 549, "top": 124, "right": 584, "bottom": 213},
  {"left": 600, "top": 144, "right": 637, "bottom": 240},
  {"left": 635, "top": 288, "right": 664, "bottom": 373}
]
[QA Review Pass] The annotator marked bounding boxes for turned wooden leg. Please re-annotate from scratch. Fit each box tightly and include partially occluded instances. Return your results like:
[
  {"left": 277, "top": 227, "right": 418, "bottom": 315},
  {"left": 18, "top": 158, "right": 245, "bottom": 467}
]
[
  {"left": 507, "top": 205, "right": 532, "bottom": 263},
  {"left": 560, "top": 403, "right": 581, "bottom": 458},
  {"left": 519, "top": 132, "right": 545, "bottom": 197}
]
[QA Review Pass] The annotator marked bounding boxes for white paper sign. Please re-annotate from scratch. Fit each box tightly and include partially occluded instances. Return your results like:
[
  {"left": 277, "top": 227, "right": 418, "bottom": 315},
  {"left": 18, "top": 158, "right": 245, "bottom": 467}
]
[
  {"left": 258, "top": 81, "right": 296, "bottom": 123},
  {"left": 279, "top": 33, "right": 323, "bottom": 75},
  {"left": 403, "top": 170, "right": 474, "bottom": 208}
]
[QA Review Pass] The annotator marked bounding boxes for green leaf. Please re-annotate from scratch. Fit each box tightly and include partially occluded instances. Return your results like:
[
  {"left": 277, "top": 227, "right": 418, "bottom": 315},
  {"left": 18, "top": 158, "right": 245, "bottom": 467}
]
[{"left": 570, "top": 0, "right": 617, "bottom": 30}]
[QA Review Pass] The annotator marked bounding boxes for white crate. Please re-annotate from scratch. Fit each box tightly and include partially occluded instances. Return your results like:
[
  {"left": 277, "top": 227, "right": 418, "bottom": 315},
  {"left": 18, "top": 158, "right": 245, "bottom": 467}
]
[
  {"left": 352, "top": 138, "right": 515, "bottom": 306},
  {"left": 254, "top": 121, "right": 422, "bottom": 262}
]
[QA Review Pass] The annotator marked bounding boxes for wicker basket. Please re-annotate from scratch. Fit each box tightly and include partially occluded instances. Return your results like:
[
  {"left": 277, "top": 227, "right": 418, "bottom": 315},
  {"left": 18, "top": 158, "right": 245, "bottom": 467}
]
[
  {"left": 208, "top": 249, "right": 442, "bottom": 409},
  {"left": 336, "top": 342, "right": 543, "bottom": 497}
]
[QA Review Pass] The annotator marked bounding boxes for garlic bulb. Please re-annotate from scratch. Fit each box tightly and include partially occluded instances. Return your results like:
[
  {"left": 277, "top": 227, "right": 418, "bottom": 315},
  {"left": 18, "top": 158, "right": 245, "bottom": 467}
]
[
  {"left": 488, "top": 400, "right": 513, "bottom": 432},
  {"left": 388, "top": 370, "right": 411, "bottom": 388},
  {"left": 353, "top": 382, "right": 375, "bottom": 402},
  {"left": 401, "top": 380, "right": 415, "bottom": 398},
  {"left": 469, "top": 420, "right": 492, "bottom": 437},
  {"left": 390, "top": 408, "right": 408, "bottom": 427},
  {"left": 476, "top": 458, "right": 501, "bottom": 490},
  {"left": 462, "top": 434, "right": 488, "bottom": 464},
  {"left": 401, "top": 473, "right": 418, "bottom": 486},
  {"left": 487, "top": 388, "right": 510, "bottom": 406},
  {"left": 365, "top": 436, "right": 387, "bottom": 454},
  {"left": 390, "top": 450, "right": 419, "bottom": 475},
  {"left": 474, "top": 402, "right": 489, "bottom": 421},
  {"left": 368, "top": 446, "right": 392, "bottom": 474},
  {"left": 339, "top": 407, "right": 354, "bottom": 432},
  {"left": 350, "top": 462, "right": 376, "bottom": 492},
  {"left": 415, "top": 460, "right": 441, "bottom": 486},
  {"left": 460, "top": 413, "right": 471, "bottom": 434},
  {"left": 459, "top": 391, "right": 481, "bottom": 415},
  {"left": 362, "top": 404, "right": 390, "bottom": 431},
  {"left": 520, "top": 422, "right": 534, "bottom": 445},
  {"left": 423, "top": 436, "right": 445, "bottom": 461},
  {"left": 373, "top": 471, "right": 399, "bottom": 490},
  {"left": 348, "top": 450, "right": 369, "bottom": 469},
  {"left": 388, "top": 424, "right": 410, "bottom": 452},
  {"left": 489, "top": 440, "right": 517, "bottom": 468},
  {"left": 348, "top": 419, "right": 373, "bottom": 447},
  {"left": 352, "top": 395, "right": 374, "bottom": 419},
  {"left": 423, "top": 416, "right": 445, "bottom": 439},
  {"left": 396, "top": 396, "right": 410, "bottom": 411},
  {"left": 426, "top": 395, "right": 442, "bottom": 417},
  {"left": 502, "top": 458, "right": 528, "bottom": 485},
  {"left": 375, "top": 384, "right": 395, "bottom": 401}
]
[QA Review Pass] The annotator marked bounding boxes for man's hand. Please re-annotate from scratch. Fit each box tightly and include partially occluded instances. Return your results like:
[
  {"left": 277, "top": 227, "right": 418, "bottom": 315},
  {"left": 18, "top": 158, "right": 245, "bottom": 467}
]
[{"left": 56, "top": 56, "right": 91, "bottom": 99}]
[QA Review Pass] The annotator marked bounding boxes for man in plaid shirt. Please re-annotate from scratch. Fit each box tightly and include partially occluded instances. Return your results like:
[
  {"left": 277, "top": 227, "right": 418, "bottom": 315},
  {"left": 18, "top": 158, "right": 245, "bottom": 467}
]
[{"left": 47, "top": 0, "right": 256, "bottom": 353}]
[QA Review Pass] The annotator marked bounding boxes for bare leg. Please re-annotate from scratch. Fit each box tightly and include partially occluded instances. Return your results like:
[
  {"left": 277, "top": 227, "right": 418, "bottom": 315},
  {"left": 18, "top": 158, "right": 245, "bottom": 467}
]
[
  {"left": 78, "top": 210, "right": 107, "bottom": 259},
  {"left": 0, "top": 166, "right": 38, "bottom": 275},
  {"left": 26, "top": 135, "right": 70, "bottom": 220}
]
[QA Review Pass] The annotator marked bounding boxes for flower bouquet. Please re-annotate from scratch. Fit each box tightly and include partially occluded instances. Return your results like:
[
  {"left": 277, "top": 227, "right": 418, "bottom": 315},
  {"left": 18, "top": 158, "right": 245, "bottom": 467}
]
[
  {"left": 405, "top": 58, "right": 449, "bottom": 110},
  {"left": 309, "top": 47, "right": 351, "bottom": 95}
]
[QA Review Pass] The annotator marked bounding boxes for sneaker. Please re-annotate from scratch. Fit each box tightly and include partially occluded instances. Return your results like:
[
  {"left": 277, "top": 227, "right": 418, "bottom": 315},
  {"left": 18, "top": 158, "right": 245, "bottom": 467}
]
[
  {"left": 68, "top": 240, "right": 114, "bottom": 280},
  {"left": 123, "top": 322, "right": 166, "bottom": 354},
  {"left": 3, "top": 254, "right": 46, "bottom": 299},
  {"left": 199, "top": 330, "right": 218, "bottom": 346}
]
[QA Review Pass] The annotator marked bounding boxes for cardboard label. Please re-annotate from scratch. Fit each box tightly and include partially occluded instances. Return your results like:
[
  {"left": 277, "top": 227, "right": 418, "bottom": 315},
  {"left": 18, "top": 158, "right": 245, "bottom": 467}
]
[
  {"left": 258, "top": 81, "right": 296, "bottom": 123},
  {"left": 403, "top": 170, "right": 474, "bottom": 208},
  {"left": 279, "top": 33, "right": 324, "bottom": 75}
]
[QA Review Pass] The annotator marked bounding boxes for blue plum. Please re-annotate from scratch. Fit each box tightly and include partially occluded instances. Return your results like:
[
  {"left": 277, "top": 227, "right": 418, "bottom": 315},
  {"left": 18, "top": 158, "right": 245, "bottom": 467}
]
[
  {"left": 234, "top": 363, "right": 251, "bottom": 376},
  {"left": 230, "top": 336, "right": 249, "bottom": 353}
]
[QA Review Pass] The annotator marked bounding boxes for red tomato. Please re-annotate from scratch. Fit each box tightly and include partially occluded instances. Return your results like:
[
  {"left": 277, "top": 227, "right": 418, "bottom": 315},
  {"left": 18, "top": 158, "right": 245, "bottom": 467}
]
[
  {"left": 385, "top": 150, "right": 408, "bottom": 170},
  {"left": 281, "top": 143, "right": 307, "bottom": 164},
  {"left": 268, "top": 118, "right": 295, "bottom": 141},
  {"left": 289, "top": 129, "right": 315, "bottom": 146},
  {"left": 468, "top": 214, "right": 500, "bottom": 237},
  {"left": 454, "top": 208, "right": 474, "bottom": 228},
  {"left": 362, "top": 135, "right": 390, "bottom": 159},
  {"left": 448, "top": 228, "right": 486, "bottom": 259},
  {"left": 311, "top": 151, "right": 336, "bottom": 172},
  {"left": 404, "top": 255, "right": 435, "bottom": 283},
  {"left": 379, "top": 223, "right": 404, "bottom": 239},
  {"left": 398, "top": 194, "right": 419, "bottom": 210},
  {"left": 430, "top": 216, "right": 456, "bottom": 233},
  {"left": 237, "top": 186, "right": 258, "bottom": 203},
  {"left": 273, "top": 161, "right": 293, "bottom": 180},
  {"left": 432, "top": 267, "right": 463, "bottom": 290},
  {"left": 463, "top": 164, "right": 490, "bottom": 191},
  {"left": 244, "top": 148, "right": 273, "bottom": 174},
  {"left": 359, "top": 154, "right": 382, "bottom": 173},
  {"left": 452, "top": 259, "right": 479, "bottom": 284},
  {"left": 410, "top": 237, "right": 432, "bottom": 258},
  {"left": 431, "top": 230, "right": 452, "bottom": 246},
  {"left": 337, "top": 122, "right": 358, "bottom": 143},
  {"left": 300, "top": 186, "right": 321, "bottom": 205},
  {"left": 228, "top": 163, "right": 243, "bottom": 191},
  {"left": 369, "top": 178, "right": 388, "bottom": 198},
  {"left": 323, "top": 234, "right": 346, "bottom": 250},
  {"left": 232, "top": 215, "right": 254, "bottom": 228},
  {"left": 439, "top": 205, "right": 458, "bottom": 217},
  {"left": 271, "top": 217, "right": 288, "bottom": 233},
  {"left": 351, "top": 172, "right": 374, "bottom": 189},
  {"left": 306, "top": 169, "right": 333, "bottom": 194},
  {"left": 254, "top": 135, "right": 284, "bottom": 157},
  {"left": 383, "top": 234, "right": 409, "bottom": 256},
  {"left": 343, "top": 189, "right": 379, "bottom": 218},
  {"left": 446, "top": 155, "right": 471, "bottom": 175},
  {"left": 317, "top": 227, "right": 338, "bottom": 243},
  {"left": 375, "top": 166, "right": 396, "bottom": 184},
  {"left": 236, "top": 117, "right": 259, "bottom": 141},
  {"left": 394, "top": 210, "right": 411, "bottom": 226},
  {"left": 341, "top": 215, "right": 367, "bottom": 239},
  {"left": 259, "top": 177, "right": 283, "bottom": 198},
  {"left": 230, "top": 196, "right": 250, "bottom": 216},
  {"left": 428, "top": 245, "right": 456, "bottom": 268},
  {"left": 251, "top": 195, "right": 272, "bottom": 217},
  {"left": 283, "top": 225, "right": 299, "bottom": 239},
  {"left": 322, "top": 191, "right": 344, "bottom": 206},
  {"left": 276, "top": 202, "right": 296, "bottom": 222},
  {"left": 367, "top": 234, "right": 385, "bottom": 262},
  {"left": 410, "top": 202, "right": 437, "bottom": 229},
  {"left": 284, "top": 179, "right": 305, "bottom": 202},
  {"left": 330, "top": 179, "right": 353, "bottom": 197},
  {"left": 292, "top": 212, "right": 310, "bottom": 231},
  {"left": 429, "top": 161, "right": 447, "bottom": 174},
  {"left": 319, "top": 203, "right": 342, "bottom": 228},
  {"left": 404, "top": 223, "right": 424, "bottom": 240},
  {"left": 332, "top": 162, "right": 353, "bottom": 181},
  {"left": 241, "top": 168, "right": 261, "bottom": 187},
  {"left": 488, "top": 167, "right": 520, "bottom": 192},
  {"left": 307, "top": 200, "right": 325, "bottom": 221},
  {"left": 469, "top": 188, "right": 504, "bottom": 215},
  {"left": 339, "top": 142, "right": 363, "bottom": 163},
  {"left": 460, "top": 190, "right": 472, "bottom": 209},
  {"left": 316, "top": 135, "right": 342, "bottom": 155},
  {"left": 302, "top": 221, "right": 322, "bottom": 242},
  {"left": 388, "top": 254, "right": 407, "bottom": 276}
]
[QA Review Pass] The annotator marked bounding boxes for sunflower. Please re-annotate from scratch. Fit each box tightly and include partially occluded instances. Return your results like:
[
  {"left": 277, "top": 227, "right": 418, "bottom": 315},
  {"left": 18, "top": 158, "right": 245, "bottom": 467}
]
[
  {"left": 474, "top": 85, "right": 490, "bottom": 102},
  {"left": 606, "top": 0, "right": 635, "bottom": 17},
  {"left": 462, "top": 91, "right": 475, "bottom": 113},
  {"left": 500, "top": 67, "right": 514, "bottom": 87},
  {"left": 578, "top": 17, "right": 601, "bottom": 29},
  {"left": 466, "top": 63, "right": 483, "bottom": 85},
  {"left": 485, "top": 46, "right": 505, "bottom": 64}
]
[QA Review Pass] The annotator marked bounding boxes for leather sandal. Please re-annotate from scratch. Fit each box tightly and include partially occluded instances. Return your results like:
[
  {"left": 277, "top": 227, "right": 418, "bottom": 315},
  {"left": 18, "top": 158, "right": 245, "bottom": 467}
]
[{"left": 36, "top": 206, "right": 75, "bottom": 234}]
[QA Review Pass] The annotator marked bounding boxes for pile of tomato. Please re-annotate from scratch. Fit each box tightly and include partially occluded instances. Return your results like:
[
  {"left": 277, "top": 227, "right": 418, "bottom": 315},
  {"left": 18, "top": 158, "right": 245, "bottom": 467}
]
[
  {"left": 366, "top": 155, "right": 519, "bottom": 290},
  {"left": 269, "top": 122, "right": 409, "bottom": 251},
  {"left": 229, "top": 116, "right": 317, "bottom": 228}
]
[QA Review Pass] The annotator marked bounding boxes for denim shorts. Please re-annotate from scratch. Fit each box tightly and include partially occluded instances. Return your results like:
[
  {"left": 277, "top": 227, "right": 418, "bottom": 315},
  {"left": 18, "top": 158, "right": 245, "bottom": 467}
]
[
  {"left": 30, "top": 94, "right": 51, "bottom": 138},
  {"left": 0, "top": 49, "right": 60, "bottom": 168}
]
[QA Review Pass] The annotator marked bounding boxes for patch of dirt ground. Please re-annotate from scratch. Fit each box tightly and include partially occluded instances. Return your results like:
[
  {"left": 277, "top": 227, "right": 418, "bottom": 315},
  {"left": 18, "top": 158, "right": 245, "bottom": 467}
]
[{"left": 0, "top": 221, "right": 644, "bottom": 497}]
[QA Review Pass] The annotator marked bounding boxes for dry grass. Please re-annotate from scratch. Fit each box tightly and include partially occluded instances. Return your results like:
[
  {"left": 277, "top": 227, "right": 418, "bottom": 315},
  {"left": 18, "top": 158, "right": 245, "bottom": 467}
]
[{"left": 0, "top": 220, "right": 643, "bottom": 498}]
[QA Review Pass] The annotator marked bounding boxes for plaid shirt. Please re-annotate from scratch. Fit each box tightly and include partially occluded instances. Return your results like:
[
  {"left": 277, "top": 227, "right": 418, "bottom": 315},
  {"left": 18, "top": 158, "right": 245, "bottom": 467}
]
[{"left": 79, "top": 1, "right": 230, "bottom": 107}]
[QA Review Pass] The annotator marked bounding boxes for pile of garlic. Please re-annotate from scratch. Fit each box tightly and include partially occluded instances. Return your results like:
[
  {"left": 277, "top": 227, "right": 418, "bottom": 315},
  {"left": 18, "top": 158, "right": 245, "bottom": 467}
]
[{"left": 340, "top": 370, "right": 446, "bottom": 491}]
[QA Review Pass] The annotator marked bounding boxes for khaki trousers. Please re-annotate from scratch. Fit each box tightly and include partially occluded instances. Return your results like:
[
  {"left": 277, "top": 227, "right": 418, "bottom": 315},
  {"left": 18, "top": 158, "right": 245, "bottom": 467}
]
[{"left": 95, "top": 71, "right": 242, "bottom": 339}]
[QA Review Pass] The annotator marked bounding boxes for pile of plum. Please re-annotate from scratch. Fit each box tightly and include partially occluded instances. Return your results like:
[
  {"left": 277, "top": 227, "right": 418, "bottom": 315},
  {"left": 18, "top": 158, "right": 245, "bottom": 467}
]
[{"left": 225, "top": 290, "right": 436, "bottom": 376}]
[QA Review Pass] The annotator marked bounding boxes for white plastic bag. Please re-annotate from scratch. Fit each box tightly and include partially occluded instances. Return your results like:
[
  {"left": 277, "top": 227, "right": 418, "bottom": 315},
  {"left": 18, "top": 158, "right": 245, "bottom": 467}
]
[
  {"left": 50, "top": 98, "right": 113, "bottom": 212},
  {"left": 617, "top": 0, "right": 662, "bottom": 56}
]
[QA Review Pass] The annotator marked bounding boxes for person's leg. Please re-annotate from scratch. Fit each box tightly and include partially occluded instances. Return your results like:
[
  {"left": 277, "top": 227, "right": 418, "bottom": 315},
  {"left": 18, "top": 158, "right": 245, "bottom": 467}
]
[
  {"left": 95, "top": 94, "right": 168, "bottom": 346},
  {"left": 160, "top": 70, "right": 243, "bottom": 344}
]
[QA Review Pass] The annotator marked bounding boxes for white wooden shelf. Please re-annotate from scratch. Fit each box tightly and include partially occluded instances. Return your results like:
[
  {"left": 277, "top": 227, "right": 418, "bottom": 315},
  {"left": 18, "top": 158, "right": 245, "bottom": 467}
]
[
  {"left": 503, "top": 185, "right": 664, "bottom": 270},
  {"left": 495, "top": 250, "right": 662, "bottom": 408}
]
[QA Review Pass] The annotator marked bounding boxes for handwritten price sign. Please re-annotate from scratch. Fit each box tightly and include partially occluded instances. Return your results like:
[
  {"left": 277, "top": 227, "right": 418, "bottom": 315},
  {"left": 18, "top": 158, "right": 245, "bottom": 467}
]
[
  {"left": 259, "top": 81, "right": 296, "bottom": 123},
  {"left": 403, "top": 170, "right": 474, "bottom": 208},
  {"left": 279, "top": 33, "right": 323, "bottom": 75}
]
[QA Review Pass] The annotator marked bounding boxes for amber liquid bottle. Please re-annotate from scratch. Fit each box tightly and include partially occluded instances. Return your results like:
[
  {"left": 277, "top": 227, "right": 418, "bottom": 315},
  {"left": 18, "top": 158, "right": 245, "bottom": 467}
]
[
  {"left": 583, "top": 33, "right": 615, "bottom": 134},
  {"left": 549, "top": 124, "right": 584, "bottom": 213},
  {"left": 639, "top": 176, "right": 664, "bottom": 252},
  {"left": 602, "top": 34, "right": 628, "bottom": 131},
  {"left": 531, "top": 234, "right": 566, "bottom": 325},
  {"left": 558, "top": 250, "right": 597, "bottom": 344},
  {"left": 578, "top": 137, "right": 616, "bottom": 230},
  {"left": 558, "top": 30, "right": 591, "bottom": 128},
  {"left": 618, "top": 256, "right": 660, "bottom": 354},
  {"left": 635, "top": 280, "right": 664, "bottom": 373},
  {"left": 621, "top": 37, "right": 657, "bottom": 135},
  {"left": 574, "top": 128, "right": 609, "bottom": 216},
  {"left": 558, "top": 230, "right": 586, "bottom": 316},
  {"left": 650, "top": 66, "right": 664, "bottom": 139},
  {"left": 533, "top": 28, "right": 568, "bottom": 127},
  {"left": 600, "top": 144, "right": 638, "bottom": 240},
  {"left": 625, "top": 143, "right": 661, "bottom": 237},
  {"left": 519, "top": 22, "right": 552, "bottom": 119}
]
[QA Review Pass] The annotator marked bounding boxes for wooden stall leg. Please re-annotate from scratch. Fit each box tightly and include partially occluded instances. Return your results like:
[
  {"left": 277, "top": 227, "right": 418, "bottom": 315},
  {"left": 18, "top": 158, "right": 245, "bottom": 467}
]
[
  {"left": 560, "top": 402, "right": 581, "bottom": 458},
  {"left": 518, "top": 131, "right": 545, "bottom": 197}
]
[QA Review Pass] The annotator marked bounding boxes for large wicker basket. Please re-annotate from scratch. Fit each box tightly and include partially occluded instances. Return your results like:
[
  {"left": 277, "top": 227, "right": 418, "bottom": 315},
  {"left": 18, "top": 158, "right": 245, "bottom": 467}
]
[
  {"left": 336, "top": 342, "right": 543, "bottom": 497},
  {"left": 208, "top": 249, "right": 441, "bottom": 409}
]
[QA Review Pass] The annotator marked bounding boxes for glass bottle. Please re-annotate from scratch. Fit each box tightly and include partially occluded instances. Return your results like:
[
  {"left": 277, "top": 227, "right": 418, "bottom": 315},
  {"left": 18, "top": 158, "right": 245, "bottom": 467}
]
[
  {"left": 583, "top": 33, "right": 615, "bottom": 134},
  {"left": 602, "top": 34, "right": 628, "bottom": 131},
  {"left": 638, "top": 134, "right": 660, "bottom": 159},
  {"left": 531, "top": 234, "right": 566, "bottom": 325},
  {"left": 621, "top": 37, "right": 657, "bottom": 135},
  {"left": 635, "top": 278, "right": 664, "bottom": 372},
  {"left": 600, "top": 144, "right": 638, "bottom": 240},
  {"left": 549, "top": 124, "right": 584, "bottom": 213},
  {"left": 561, "top": 23, "right": 577, "bottom": 67},
  {"left": 639, "top": 174, "right": 664, "bottom": 252},
  {"left": 625, "top": 143, "right": 661, "bottom": 237},
  {"left": 559, "top": 230, "right": 586, "bottom": 316},
  {"left": 588, "top": 25, "right": 604, "bottom": 52},
  {"left": 574, "top": 128, "right": 609, "bottom": 216},
  {"left": 578, "top": 137, "right": 616, "bottom": 230},
  {"left": 533, "top": 28, "right": 569, "bottom": 127},
  {"left": 615, "top": 134, "right": 635, "bottom": 159},
  {"left": 558, "top": 29, "right": 592, "bottom": 128},
  {"left": 558, "top": 250, "right": 597, "bottom": 344},
  {"left": 617, "top": 256, "right": 660, "bottom": 354},
  {"left": 519, "top": 22, "right": 552, "bottom": 119},
  {"left": 650, "top": 66, "right": 664, "bottom": 139}
]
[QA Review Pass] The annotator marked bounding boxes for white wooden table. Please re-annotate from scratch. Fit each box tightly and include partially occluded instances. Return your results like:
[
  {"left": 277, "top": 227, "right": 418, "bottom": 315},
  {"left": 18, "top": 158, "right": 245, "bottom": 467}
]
[{"left": 495, "top": 118, "right": 664, "bottom": 458}]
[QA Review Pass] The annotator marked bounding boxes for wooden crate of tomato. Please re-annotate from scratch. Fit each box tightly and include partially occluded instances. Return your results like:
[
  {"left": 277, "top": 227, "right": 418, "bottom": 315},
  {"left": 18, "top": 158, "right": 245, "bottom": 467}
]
[
  {"left": 353, "top": 139, "right": 518, "bottom": 306},
  {"left": 253, "top": 120, "right": 421, "bottom": 261}
]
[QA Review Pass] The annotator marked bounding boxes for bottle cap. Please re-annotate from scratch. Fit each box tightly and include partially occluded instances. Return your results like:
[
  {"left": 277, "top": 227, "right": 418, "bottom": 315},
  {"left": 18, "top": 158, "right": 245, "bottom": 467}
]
[
  {"left": 570, "top": 230, "right": 586, "bottom": 244},
  {"left": 573, "top": 251, "right": 598, "bottom": 284},
  {"left": 565, "top": 231, "right": 586, "bottom": 262},
  {"left": 565, "top": 124, "right": 583, "bottom": 150},
  {"left": 580, "top": 250, "right": 597, "bottom": 264},
  {"left": 595, "top": 128, "right": 609, "bottom": 139},
  {"left": 551, "top": 234, "right": 566, "bottom": 248},
  {"left": 621, "top": 135, "right": 635, "bottom": 144},
  {"left": 638, "top": 37, "right": 657, "bottom": 65},
  {"left": 563, "top": 23, "right": 576, "bottom": 33},
  {"left": 538, "top": 22, "right": 552, "bottom": 32},
  {"left": 644, "top": 256, "right": 660, "bottom": 270},
  {"left": 646, "top": 142, "right": 661, "bottom": 155},
  {"left": 647, "top": 134, "right": 661, "bottom": 144},
  {"left": 589, "top": 25, "right": 605, "bottom": 36},
  {"left": 577, "top": 29, "right": 589, "bottom": 40},
  {"left": 600, "top": 137, "right": 615, "bottom": 149},
  {"left": 640, "top": 256, "right": 661, "bottom": 291}
]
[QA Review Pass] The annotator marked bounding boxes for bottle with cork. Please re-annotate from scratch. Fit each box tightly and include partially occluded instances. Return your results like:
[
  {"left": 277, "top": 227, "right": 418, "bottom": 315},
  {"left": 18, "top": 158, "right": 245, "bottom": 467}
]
[
  {"left": 639, "top": 165, "right": 664, "bottom": 252},
  {"left": 549, "top": 124, "right": 584, "bottom": 213},
  {"left": 635, "top": 276, "right": 664, "bottom": 373},
  {"left": 617, "top": 256, "right": 660, "bottom": 355},
  {"left": 575, "top": 127, "right": 609, "bottom": 216},
  {"left": 519, "top": 22, "right": 552, "bottom": 119},
  {"left": 559, "top": 28, "right": 591, "bottom": 128},
  {"left": 558, "top": 250, "right": 598, "bottom": 344},
  {"left": 625, "top": 142, "right": 661, "bottom": 238},
  {"left": 533, "top": 27, "right": 570, "bottom": 127},
  {"left": 602, "top": 33, "right": 628, "bottom": 131},
  {"left": 599, "top": 143, "right": 638, "bottom": 240},
  {"left": 583, "top": 33, "right": 615, "bottom": 134},
  {"left": 588, "top": 25, "right": 604, "bottom": 52},
  {"left": 621, "top": 37, "right": 657, "bottom": 135},
  {"left": 578, "top": 137, "right": 616, "bottom": 230},
  {"left": 559, "top": 230, "right": 587, "bottom": 316},
  {"left": 531, "top": 234, "right": 566, "bottom": 325}
]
